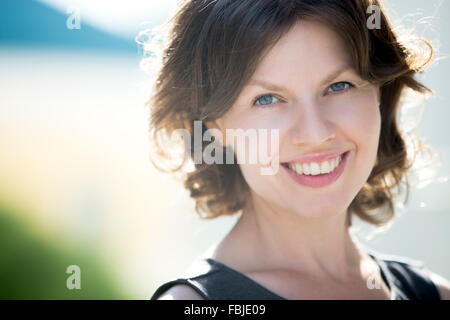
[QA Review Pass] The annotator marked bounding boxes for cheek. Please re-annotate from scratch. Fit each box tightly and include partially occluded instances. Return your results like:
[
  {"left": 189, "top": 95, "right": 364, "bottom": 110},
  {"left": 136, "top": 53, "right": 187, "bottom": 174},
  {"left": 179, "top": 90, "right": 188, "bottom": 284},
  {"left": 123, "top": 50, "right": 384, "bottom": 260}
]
[
  {"left": 222, "top": 111, "right": 284, "bottom": 163},
  {"left": 220, "top": 112, "right": 284, "bottom": 197},
  {"left": 343, "top": 104, "right": 379, "bottom": 143},
  {"left": 335, "top": 90, "right": 381, "bottom": 169},
  {"left": 331, "top": 86, "right": 380, "bottom": 135}
]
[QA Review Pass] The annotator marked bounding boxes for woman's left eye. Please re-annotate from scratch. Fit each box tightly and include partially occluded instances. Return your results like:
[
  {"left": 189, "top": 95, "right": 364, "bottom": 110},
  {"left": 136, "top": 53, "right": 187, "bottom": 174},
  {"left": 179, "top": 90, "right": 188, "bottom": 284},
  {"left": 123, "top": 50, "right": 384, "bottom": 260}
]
[{"left": 327, "top": 81, "right": 354, "bottom": 94}]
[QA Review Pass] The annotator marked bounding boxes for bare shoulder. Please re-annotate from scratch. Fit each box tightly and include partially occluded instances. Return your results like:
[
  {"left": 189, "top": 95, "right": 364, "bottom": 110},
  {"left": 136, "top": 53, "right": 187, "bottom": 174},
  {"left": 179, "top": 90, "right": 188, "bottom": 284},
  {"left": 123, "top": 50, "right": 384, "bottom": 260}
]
[
  {"left": 427, "top": 269, "right": 450, "bottom": 300},
  {"left": 156, "top": 284, "right": 205, "bottom": 300}
]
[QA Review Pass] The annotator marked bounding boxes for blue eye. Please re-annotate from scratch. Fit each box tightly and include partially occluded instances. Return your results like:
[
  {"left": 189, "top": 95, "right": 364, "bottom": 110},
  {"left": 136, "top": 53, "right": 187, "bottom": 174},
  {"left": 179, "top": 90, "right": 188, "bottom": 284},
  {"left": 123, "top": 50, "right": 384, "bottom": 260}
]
[
  {"left": 253, "top": 94, "right": 279, "bottom": 106},
  {"left": 327, "top": 81, "right": 353, "bottom": 94},
  {"left": 253, "top": 94, "right": 280, "bottom": 107}
]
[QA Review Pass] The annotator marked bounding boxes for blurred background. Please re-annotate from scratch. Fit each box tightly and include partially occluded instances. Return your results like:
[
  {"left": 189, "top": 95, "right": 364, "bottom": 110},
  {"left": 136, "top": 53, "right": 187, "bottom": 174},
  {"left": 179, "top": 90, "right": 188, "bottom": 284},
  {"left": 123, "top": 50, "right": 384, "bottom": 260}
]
[{"left": 0, "top": 0, "right": 448, "bottom": 299}]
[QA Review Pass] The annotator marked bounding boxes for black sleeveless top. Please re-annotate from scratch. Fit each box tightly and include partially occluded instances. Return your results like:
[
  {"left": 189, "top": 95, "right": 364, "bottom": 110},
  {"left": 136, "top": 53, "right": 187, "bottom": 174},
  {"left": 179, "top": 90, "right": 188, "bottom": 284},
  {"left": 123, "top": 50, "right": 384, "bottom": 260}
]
[{"left": 150, "top": 248, "right": 441, "bottom": 300}]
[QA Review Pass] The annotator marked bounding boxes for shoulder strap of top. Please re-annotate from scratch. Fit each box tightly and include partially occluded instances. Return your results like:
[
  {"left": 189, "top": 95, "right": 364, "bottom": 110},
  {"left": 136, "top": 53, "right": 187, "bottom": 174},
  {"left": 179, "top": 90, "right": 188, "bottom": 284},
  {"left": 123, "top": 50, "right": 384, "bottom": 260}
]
[
  {"left": 149, "top": 277, "right": 209, "bottom": 300},
  {"left": 368, "top": 249, "right": 441, "bottom": 300},
  {"left": 150, "top": 258, "right": 286, "bottom": 300},
  {"left": 151, "top": 250, "right": 441, "bottom": 300}
]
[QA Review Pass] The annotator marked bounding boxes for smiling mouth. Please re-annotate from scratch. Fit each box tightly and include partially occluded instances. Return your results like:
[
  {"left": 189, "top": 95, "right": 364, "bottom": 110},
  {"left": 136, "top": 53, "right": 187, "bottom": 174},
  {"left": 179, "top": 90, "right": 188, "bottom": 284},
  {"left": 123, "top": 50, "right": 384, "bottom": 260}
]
[
  {"left": 281, "top": 151, "right": 349, "bottom": 176},
  {"left": 280, "top": 151, "right": 350, "bottom": 188}
]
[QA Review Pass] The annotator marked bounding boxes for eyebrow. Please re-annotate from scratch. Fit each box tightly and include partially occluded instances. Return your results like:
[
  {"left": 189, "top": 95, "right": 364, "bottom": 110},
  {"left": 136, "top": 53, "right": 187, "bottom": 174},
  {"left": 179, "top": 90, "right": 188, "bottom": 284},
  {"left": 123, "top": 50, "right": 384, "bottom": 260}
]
[{"left": 247, "top": 65, "right": 353, "bottom": 92}]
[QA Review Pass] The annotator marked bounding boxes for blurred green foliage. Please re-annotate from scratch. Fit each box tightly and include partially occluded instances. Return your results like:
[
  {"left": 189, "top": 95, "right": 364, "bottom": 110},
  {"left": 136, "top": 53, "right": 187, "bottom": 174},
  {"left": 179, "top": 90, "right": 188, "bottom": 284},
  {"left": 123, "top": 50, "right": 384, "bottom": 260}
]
[{"left": 0, "top": 203, "right": 127, "bottom": 299}]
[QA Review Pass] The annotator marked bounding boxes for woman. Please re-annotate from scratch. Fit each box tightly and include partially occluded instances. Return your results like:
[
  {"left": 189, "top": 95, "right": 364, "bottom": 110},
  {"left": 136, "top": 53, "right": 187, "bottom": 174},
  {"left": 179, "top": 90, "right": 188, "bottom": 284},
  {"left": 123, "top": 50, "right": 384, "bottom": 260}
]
[{"left": 146, "top": 0, "right": 450, "bottom": 299}]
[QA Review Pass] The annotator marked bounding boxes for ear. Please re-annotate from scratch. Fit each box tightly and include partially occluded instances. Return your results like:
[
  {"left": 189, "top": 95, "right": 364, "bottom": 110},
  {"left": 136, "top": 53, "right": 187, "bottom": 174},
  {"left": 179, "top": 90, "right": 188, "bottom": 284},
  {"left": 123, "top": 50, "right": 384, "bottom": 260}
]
[{"left": 204, "top": 119, "right": 226, "bottom": 147}]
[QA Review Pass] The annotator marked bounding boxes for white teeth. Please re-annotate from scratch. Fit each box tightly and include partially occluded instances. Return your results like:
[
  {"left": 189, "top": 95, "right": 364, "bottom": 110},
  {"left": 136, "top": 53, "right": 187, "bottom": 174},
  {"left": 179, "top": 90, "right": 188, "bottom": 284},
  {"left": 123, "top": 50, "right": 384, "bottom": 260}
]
[
  {"left": 331, "top": 158, "right": 337, "bottom": 171},
  {"left": 295, "top": 163, "right": 303, "bottom": 175},
  {"left": 329, "top": 160, "right": 336, "bottom": 172},
  {"left": 310, "top": 162, "right": 320, "bottom": 175},
  {"left": 320, "top": 160, "right": 331, "bottom": 174},
  {"left": 287, "top": 153, "right": 344, "bottom": 176},
  {"left": 302, "top": 162, "right": 310, "bottom": 175}
]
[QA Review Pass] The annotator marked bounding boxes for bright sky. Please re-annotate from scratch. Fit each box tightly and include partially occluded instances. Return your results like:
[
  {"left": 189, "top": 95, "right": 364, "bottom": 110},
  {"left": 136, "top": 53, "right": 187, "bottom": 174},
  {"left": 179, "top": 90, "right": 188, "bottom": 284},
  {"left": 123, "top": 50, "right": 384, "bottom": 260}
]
[{"left": 38, "top": 0, "right": 178, "bottom": 39}]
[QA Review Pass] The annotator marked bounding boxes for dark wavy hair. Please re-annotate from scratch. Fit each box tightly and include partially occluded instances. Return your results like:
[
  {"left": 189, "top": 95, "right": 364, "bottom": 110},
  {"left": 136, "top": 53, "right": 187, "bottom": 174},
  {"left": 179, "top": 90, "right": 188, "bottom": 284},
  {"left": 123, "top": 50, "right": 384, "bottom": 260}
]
[{"left": 144, "top": 0, "right": 435, "bottom": 227}]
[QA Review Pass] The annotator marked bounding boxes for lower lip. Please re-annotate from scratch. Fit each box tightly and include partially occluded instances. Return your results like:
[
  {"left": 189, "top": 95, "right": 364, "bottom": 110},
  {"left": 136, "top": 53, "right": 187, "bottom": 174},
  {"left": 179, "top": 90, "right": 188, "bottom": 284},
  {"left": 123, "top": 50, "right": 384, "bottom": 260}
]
[{"left": 282, "top": 151, "right": 349, "bottom": 188}]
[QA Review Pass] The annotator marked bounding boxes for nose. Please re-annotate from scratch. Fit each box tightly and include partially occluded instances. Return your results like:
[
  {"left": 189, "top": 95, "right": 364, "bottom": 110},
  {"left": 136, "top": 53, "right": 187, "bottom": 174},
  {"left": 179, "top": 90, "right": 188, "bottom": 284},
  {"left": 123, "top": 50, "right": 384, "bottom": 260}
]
[{"left": 289, "top": 99, "right": 336, "bottom": 146}]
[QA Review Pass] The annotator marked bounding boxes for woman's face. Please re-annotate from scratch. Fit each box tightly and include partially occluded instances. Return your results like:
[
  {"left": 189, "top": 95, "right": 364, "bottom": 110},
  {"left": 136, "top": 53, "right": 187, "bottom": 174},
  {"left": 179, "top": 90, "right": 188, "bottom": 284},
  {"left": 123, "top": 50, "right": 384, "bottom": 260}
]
[{"left": 210, "top": 20, "right": 381, "bottom": 219}]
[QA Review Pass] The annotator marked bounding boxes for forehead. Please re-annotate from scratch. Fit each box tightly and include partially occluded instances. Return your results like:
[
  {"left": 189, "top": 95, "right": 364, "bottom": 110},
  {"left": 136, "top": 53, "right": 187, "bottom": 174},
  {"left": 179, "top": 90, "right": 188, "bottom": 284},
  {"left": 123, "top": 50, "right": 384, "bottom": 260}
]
[{"left": 251, "top": 19, "right": 352, "bottom": 80}]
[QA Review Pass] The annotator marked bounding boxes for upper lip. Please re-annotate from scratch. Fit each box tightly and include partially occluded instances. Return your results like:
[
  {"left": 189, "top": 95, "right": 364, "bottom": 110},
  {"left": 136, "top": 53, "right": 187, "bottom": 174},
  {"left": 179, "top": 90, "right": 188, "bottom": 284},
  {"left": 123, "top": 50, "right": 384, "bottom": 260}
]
[{"left": 283, "top": 149, "right": 348, "bottom": 165}]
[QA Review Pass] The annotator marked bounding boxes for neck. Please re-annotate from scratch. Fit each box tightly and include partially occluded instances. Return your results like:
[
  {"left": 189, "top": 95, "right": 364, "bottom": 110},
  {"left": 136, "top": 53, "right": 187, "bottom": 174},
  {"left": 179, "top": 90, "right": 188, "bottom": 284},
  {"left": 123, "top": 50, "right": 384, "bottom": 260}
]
[{"left": 226, "top": 192, "right": 365, "bottom": 283}]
